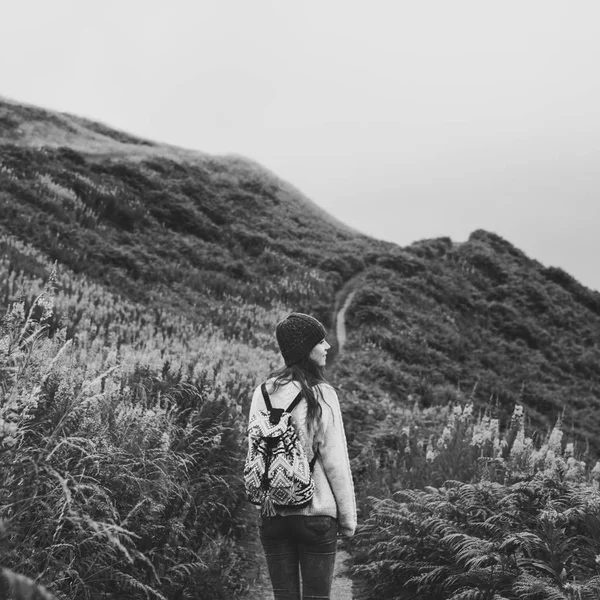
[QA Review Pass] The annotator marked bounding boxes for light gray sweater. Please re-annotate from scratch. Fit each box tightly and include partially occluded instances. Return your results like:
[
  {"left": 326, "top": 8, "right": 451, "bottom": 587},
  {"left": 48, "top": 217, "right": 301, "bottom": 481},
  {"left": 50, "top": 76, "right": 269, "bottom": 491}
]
[{"left": 249, "top": 379, "right": 357, "bottom": 537}]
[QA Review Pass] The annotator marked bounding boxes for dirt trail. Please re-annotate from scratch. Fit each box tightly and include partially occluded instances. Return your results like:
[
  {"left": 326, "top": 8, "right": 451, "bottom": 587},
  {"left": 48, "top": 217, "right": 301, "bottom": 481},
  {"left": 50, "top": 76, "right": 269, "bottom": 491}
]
[
  {"left": 239, "top": 506, "right": 355, "bottom": 599},
  {"left": 335, "top": 291, "right": 356, "bottom": 354},
  {"left": 330, "top": 271, "right": 366, "bottom": 362}
]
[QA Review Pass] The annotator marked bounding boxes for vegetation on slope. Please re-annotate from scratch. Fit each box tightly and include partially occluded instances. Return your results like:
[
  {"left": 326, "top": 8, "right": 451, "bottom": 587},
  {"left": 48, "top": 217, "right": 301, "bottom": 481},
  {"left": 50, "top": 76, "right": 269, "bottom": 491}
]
[
  {"left": 333, "top": 231, "right": 600, "bottom": 472},
  {"left": 3, "top": 97, "right": 600, "bottom": 598},
  {"left": 0, "top": 259, "right": 268, "bottom": 598},
  {"left": 351, "top": 403, "right": 600, "bottom": 599}
]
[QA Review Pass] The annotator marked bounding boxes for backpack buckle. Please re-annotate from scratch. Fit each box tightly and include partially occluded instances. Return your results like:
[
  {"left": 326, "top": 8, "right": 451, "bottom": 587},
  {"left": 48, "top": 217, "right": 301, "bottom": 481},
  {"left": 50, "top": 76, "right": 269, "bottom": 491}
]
[{"left": 269, "top": 408, "right": 285, "bottom": 425}]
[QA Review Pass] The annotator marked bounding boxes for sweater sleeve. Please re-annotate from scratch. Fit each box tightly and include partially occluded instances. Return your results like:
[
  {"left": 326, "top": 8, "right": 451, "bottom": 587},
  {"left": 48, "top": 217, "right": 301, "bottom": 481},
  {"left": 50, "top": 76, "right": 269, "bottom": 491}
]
[{"left": 317, "top": 384, "right": 357, "bottom": 537}]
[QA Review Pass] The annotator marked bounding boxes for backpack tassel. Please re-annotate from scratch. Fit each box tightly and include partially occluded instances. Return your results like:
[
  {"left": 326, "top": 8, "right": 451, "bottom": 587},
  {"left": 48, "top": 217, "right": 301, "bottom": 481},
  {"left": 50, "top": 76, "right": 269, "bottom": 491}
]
[{"left": 261, "top": 495, "right": 277, "bottom": 518}]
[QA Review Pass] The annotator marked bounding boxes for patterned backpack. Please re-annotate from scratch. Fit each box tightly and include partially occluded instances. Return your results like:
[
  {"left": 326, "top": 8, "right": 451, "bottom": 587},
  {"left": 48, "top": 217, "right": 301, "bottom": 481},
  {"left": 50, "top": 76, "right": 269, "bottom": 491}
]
[{"left": 244, "top": 383, "right": 317, "bottom": 517}]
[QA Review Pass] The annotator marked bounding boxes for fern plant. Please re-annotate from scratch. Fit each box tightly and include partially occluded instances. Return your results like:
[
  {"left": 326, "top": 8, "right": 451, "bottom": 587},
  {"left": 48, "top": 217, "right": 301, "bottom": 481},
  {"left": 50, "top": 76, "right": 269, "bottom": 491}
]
[
  {"left": 0, "top": 274, "right": 255, "bottom": 599},
  {"left": 353, "top": 475, "right": 600, "bottom": 599}
]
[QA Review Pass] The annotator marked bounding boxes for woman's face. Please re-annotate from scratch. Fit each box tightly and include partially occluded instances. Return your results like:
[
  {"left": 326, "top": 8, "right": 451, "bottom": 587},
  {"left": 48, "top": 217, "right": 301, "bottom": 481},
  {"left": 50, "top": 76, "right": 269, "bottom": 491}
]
[{"left": 309, "top": 339, "right": 331, "bottom": 367}]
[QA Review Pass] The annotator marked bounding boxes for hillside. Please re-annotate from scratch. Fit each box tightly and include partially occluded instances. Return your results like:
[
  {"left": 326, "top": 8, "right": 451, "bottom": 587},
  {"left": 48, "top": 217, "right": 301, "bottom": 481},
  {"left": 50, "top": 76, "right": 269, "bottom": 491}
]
[
  {"left": 335, "top": 231, "right": 600, "bottom": 463},
  {"left": 4, "top": 97, "right": 600, "bottom": 599},
  {"left": 2, "top": 96, "right": 600, "bottom": 452}
]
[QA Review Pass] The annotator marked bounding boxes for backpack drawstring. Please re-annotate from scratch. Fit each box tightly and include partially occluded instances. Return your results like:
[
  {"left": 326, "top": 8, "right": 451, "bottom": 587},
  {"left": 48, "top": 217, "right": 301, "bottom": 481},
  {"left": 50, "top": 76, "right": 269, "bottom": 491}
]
[{"left": 261, "top": 495, "right": 277, "bottom": 518}]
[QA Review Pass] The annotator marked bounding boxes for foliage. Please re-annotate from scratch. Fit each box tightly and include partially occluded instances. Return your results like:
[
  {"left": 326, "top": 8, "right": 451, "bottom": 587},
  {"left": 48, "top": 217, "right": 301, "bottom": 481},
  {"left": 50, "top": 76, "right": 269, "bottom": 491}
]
[
  {"left": 334, "top": 232, "right": 600, "bottom": 461},
  {"left": 0, "top": 275, "right": 265, "bottom": 599},
  {"left": 355, "top": 476, "right": 600, "bottom": 599},
  {"left": 4, "top": 97, "right": 600, "bottom": 598},
  {"left": 354, "top": 474, "right": 600, "bottom": 600},
  {"left": 351, "top": 399, "right": 591, "bottom": 504},
  {"left": 351, "top": 403, "right": 600, "bottom": 599},
  {"left": 4, "top": 97, "right": 600, "bottom": 460}
]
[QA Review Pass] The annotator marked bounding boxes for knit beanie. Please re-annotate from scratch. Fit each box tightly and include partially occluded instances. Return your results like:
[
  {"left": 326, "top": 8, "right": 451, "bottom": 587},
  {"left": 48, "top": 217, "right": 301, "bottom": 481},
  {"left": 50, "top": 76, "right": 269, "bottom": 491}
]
[{"left": 276, "top": 312, "right": 327, "bottom": 367}]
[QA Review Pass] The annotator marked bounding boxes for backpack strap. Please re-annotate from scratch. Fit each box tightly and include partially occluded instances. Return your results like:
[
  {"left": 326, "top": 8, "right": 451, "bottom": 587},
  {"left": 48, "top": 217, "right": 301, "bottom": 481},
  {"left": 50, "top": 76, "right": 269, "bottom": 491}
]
[
  {"left": 261, "top": 384, "right": 303, "bottom": 414},
  {"left": 261, "top": 383, "right": 287, "bottom": 425},
  {"left": 261, "top": 383, "right": 319, "bottom": 472},
  {"left": 260, "top": 383, "right": 273, "bottom": 411},
  {"left": 285, "top": 391, "right": 304, "bottom": 413},
  {"left": 286, "top": 390, "right": 320, "bottom": 472}
]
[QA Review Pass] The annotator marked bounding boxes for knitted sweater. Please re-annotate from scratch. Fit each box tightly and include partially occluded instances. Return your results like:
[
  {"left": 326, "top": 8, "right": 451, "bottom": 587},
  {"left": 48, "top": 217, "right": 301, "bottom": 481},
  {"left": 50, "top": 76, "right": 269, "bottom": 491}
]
[{"left": 248, "top": 379, "right": 357, "bottom": 537}]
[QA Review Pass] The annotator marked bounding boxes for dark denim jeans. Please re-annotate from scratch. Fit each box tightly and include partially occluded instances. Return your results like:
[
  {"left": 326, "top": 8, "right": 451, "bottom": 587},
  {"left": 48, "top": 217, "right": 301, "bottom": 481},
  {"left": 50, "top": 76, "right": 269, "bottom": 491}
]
[{"left": 259, "top": 514, "right": 338, "bottom": 600}]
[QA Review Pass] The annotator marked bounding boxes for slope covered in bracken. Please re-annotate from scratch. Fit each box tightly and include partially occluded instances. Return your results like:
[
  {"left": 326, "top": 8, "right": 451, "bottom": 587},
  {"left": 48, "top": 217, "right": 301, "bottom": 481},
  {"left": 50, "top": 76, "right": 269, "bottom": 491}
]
[
  {"left": 3, "top": 96, "right": 600, "bottom": 452},
  {"left": 336, "top": 231, "right": 600, "bottom": 457},
  {"left": 2, "top": 96, "right": 600, "bottom": 598}
]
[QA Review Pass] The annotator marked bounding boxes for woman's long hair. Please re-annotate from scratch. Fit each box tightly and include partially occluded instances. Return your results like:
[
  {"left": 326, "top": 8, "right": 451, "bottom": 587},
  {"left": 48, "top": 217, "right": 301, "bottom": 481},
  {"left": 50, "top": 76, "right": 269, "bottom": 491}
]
[{"left": 268, "top": 355, "right": 328, "bottom": 437}]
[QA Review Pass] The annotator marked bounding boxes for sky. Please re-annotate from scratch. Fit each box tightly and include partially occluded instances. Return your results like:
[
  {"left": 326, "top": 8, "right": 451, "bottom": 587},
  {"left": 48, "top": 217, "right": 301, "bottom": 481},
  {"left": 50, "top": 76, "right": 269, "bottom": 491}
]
[{"left": 2, "top": 0, "right": 600, "bottom": 290}]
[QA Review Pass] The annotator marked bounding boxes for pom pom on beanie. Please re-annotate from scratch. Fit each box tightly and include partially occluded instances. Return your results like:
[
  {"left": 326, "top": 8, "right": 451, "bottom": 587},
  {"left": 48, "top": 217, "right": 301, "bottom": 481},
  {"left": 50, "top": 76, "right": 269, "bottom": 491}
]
[{"left": 276, "top": 313, "right": 327, "bottom": 366}]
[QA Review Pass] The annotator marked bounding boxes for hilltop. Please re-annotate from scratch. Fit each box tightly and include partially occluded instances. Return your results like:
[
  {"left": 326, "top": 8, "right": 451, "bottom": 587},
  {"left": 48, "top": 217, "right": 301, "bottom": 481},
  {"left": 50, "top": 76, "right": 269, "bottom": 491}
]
[
  {"left": 0, "top": 97, "right": 368, "bottom": 320},
  {"left": 2, "top": 96, "right": 600, "bottom": 456},
  {"left": 336, "top": 230, "right": 600, "bottom": 455}
]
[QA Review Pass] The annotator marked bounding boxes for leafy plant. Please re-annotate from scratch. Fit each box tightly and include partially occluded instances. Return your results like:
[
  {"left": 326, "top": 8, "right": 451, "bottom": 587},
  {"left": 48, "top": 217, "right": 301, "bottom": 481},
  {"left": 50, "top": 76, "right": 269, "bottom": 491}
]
[
  {"left": 351, "top": 403, "right": 600, "bottom": 600},
  {"left": 0, "top": 275, "right": 258, "bottom": 599}
]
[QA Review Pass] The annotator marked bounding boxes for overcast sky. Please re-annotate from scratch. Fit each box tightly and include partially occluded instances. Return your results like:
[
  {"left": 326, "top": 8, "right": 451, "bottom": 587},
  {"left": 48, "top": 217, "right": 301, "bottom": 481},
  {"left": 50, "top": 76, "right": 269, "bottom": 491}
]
[{"left": 2, "top": 1, "right": 599, "bottom": 290}]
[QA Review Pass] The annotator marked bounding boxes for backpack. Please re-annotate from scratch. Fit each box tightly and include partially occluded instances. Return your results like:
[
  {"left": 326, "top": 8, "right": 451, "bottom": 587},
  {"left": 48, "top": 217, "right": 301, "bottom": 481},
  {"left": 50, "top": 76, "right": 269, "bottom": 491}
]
[{"left": 244, "top": 383, "right": 317, "bottom": 517}]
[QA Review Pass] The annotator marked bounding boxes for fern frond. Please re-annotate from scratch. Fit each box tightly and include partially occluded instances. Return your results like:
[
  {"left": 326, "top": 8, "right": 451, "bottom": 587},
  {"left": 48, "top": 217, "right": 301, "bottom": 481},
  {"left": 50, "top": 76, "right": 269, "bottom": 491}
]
[
  {"left": 469, "top": 512, "right": 516, "bottom": 539},
  {"left": 447, "top": 588, "right": 486, "bottom": 600},
  {"left": 167, "top": 560, "right": 208, "bottom": 578},
  {"left": 513, "top": 573, "right": 567, "bottom": 600},
  {"left": 501, "top": 531, "right": 545, "bottom": 555},
  {"left": 422, "top": 516, "right": 460, "bottom": 538},
  {"left": 446, "top": 565, "right": 517, "bottom": 591},
  {"left": 406, "top": 565, "right": 451, "bottom": 588},
  {"left": 444, "top": 480, "right": 468, "bottom": 489},
  {"left": 577, "top": 575, "right": 600, "bottom": 600},
  {"left": 517, "top": 557, "right": 562, "bottom": 580},
  {"left": 112, "top": 570, "right": 167, "bottom": 600},
  {"left": 392, "top": 489, "right": 424, "bottom": 503},
  {"left": 441, "top": 532, "right": 494, "bottom": 568}
]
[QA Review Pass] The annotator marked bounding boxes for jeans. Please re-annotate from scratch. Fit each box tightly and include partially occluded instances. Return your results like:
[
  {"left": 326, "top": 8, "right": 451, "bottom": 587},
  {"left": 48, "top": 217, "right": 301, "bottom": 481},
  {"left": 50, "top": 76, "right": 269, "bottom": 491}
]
[{"left": 259, "top": 515, "right": 338, "bottom": 600}]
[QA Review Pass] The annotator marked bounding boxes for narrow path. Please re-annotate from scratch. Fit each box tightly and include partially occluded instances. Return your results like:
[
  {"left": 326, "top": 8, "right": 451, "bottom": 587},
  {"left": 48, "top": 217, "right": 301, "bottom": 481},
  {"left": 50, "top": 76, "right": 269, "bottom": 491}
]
[
  {"left": 330, "top": 549, "right": 354, "bottom": 599},
  {"left": 335, "top": 291, "right": 356, "bottom": 354},
  {"left": 330, "top": 271, "right": 366, "bottom": 362},
  {"left": 238, "top": 504, "right": 355, "bottom": 599}
]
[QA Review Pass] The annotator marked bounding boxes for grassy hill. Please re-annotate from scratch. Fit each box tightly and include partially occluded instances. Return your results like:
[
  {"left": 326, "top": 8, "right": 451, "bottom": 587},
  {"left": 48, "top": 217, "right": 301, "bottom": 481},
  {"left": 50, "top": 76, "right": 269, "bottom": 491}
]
[
  {"left": 3, "top": 96, "right": 599, "bottom": 451},
  {"left": 2, "top": 96, "right": 600, "bottom": 598},
  {"left": 338, "top": 230, "right": 600, "bottom": 439}
]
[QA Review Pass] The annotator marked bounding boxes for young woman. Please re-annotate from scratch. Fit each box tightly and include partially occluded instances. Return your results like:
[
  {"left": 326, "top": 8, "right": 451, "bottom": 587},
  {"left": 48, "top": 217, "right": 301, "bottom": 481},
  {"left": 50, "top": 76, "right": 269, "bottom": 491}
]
[{"left": 248, "top": 312, "right": 357, "bottom": 600}]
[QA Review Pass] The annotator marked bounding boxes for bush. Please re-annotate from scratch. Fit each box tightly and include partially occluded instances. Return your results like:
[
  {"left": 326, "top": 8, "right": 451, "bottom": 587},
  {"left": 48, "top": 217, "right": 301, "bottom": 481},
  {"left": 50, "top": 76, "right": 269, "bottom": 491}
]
[
  {"left": 0, "top": 278, "right": 251, "bottom": 599},
  {"left": 350, "top": 401, "right": 600, "bottom": 599},
  {"left": 354, "top": 475, "right": 600, "bottom": 599}
]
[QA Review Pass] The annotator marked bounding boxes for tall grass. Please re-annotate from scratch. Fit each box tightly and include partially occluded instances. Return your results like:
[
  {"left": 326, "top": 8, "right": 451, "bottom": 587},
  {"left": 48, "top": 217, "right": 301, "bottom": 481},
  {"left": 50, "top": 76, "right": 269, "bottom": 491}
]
[{"left": 0, "top": 271, "right": 276, "bottom": 599}]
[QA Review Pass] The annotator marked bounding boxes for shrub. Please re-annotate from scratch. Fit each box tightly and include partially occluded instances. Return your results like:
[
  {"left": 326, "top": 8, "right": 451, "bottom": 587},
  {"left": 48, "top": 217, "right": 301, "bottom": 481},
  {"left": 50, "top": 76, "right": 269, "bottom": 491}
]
[
  {"left": 0, "top": 276, "right": 252, "bottom": 599},
  {"left": 354, "top": 475, "right": 600, "bottom": 600},
  {"left": 351, "top": 401, "right": 600, "bottom": 599}
]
